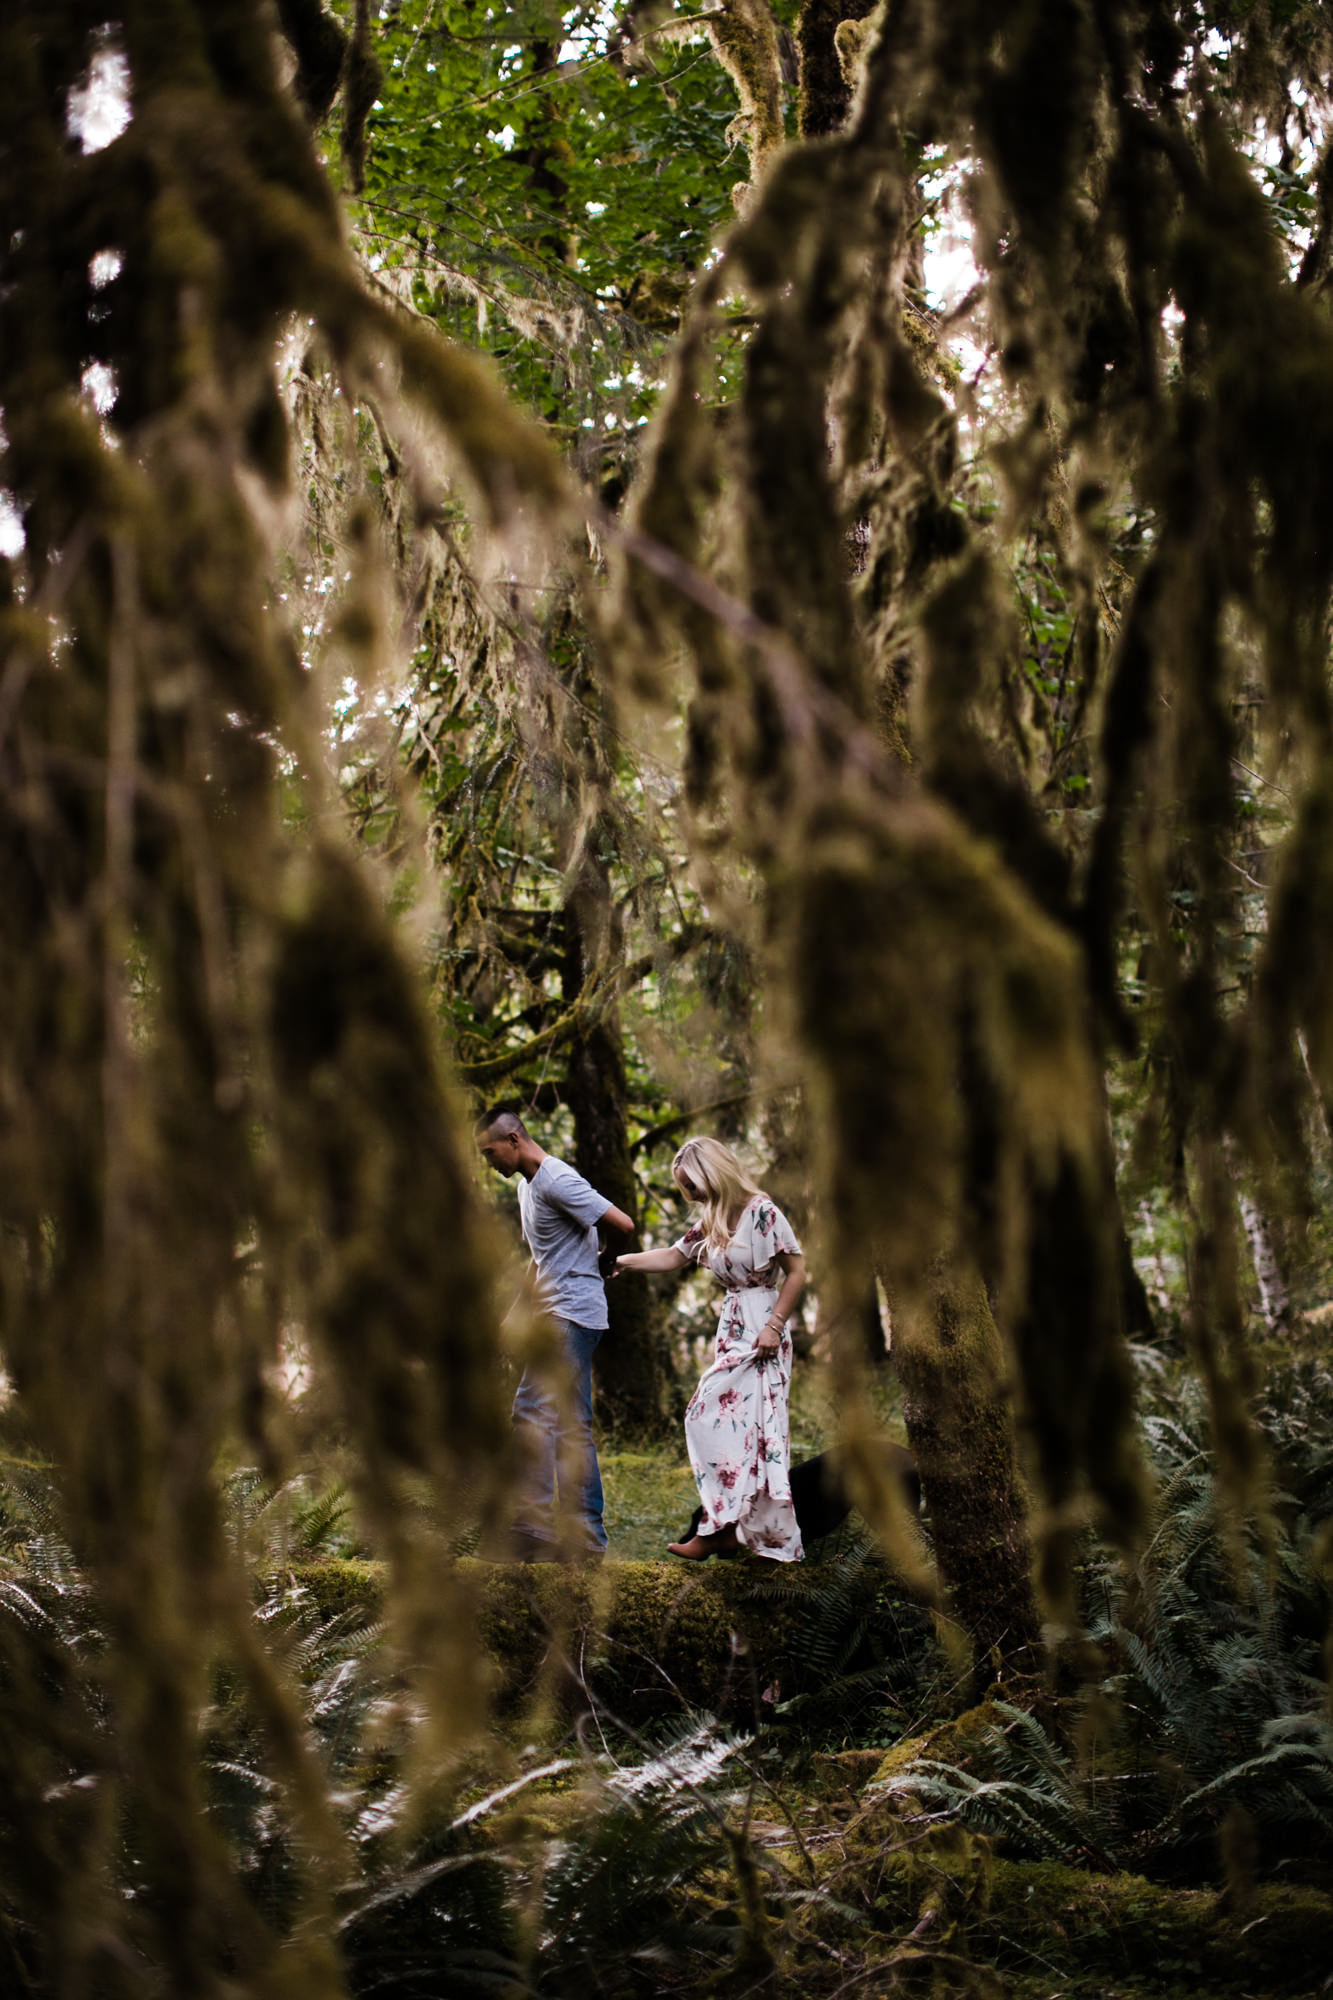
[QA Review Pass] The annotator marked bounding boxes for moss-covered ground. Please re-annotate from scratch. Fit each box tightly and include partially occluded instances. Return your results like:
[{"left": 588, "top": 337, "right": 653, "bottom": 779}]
[
  {"left": 599, "top": 1447, "right": 699, "bottom": 1560},
  {"left": 284, "top": 1355, "right": 1333, "bottom": 1998}
]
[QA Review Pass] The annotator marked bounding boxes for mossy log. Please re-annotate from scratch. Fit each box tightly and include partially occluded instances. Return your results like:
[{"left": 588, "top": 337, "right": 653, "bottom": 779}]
[{"left": 286, "top": 1558, "right": 826, "bottom": 1720}]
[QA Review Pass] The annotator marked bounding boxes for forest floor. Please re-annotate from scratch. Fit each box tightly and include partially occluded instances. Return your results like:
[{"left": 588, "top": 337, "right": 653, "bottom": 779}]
[
  {"left": 575, "top": 1358, "right": 1333, "bottom": 2000},
  {"left": 167, "top": 1337, "right": 1333, "bottom": 1998}
]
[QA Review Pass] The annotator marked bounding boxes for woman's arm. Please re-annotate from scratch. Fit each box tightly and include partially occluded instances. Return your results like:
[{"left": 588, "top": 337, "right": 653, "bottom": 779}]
[
  {"left": 756, "top": 1252, "right": 806, "bottom": 1354},
  {"left": 614, "top": 1245, "right": 689, "bottom": 1276}
]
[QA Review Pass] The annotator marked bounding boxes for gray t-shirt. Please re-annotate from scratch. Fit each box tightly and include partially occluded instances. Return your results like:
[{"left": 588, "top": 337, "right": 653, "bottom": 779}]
[{"left": 517, "top": 1156, "right": 612, "bottom": 1331}]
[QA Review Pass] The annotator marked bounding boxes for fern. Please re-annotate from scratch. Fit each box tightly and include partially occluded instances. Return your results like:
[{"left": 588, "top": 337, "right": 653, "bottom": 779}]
[
  {"left": 742, "top": 1534, "right": 939, "bottom": 1744},
  {"left": 340, "top": 1719, "right": 755, "bottom": 1998},
  {"left": 872, "top": 1704, "right": 1116, "bottom": 1865},
  {"left": 293, "top": 1480, "right": 354, "bottom": 1557},
  {"left": 1253, "top": 1357, "right": 1333, "bottom": 1523},
  {"left": 3, "top": 1455, "right": 777, "bottom": 1996},
  {"left": 878, "top": 1760, "right": 1099, "bottom": 1861},
  {"left": 1157, "top": 1715, "right": 1333, "bottom": 1851},
  {"left": 869, "top": 1360, "right": 1333, "bottom": 1877}
]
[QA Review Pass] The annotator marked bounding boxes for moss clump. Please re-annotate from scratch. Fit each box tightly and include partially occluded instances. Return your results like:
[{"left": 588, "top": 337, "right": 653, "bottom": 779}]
[
  {"left": 870, "top": 1700, "right": 1007, "bottom": 1785},
  {"left": 283, "top": 1558, "right": 385, "bottom": 1624},
  {"left": 980, "top": 1862, "right": 1333, "bottom": 1993},
  {"left": 825, "top": 1813, "right": 1333, "bottom": 1996},
  {"left": 811, "top": 1748, "right": 887, "bottom": 1795}
]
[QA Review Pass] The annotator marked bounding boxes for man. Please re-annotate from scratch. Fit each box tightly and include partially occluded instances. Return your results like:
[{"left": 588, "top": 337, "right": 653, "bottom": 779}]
[{"left": 476, "top": 1106, "right": 635, "bottom": 1558}]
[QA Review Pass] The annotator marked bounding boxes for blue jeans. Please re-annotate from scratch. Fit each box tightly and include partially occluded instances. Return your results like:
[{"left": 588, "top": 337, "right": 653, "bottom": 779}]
[{"left": 512, "top": 1319, "right": 607, "bottom": 1552}]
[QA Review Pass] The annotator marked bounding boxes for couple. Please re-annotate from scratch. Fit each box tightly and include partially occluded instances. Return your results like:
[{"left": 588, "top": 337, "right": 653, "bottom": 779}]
[{"left": 476, "top": 1109, "right": 806, "bottom": 1564}]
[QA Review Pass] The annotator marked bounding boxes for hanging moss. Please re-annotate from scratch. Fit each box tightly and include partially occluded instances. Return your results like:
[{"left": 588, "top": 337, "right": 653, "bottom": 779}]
[
  {"left": 6, "top": 0, "right": 1333, "bottom": 1988},
  {"left": 797, "top": 0, "right": 879, "bottom": 139},
  {"left": 339, "top": 0, "right": 382, "bottom": 192},
  {"left": 610, "top": 0, "right": 1333, "bottom": 1674},
  {"left": 275, "top": 0, "right": 347, "bottom": 122},
  {"left": 0, "top": 4, "right": 579, "bottom": 1989},
  {"left": 705, "top": 0, "right": 787, "bottom": 199}
]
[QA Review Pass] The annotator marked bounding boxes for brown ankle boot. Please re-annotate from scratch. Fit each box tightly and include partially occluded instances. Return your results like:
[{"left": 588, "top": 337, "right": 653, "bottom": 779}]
[{"left": 666, "top": 1522, "right": 739, "bottom": 1560}]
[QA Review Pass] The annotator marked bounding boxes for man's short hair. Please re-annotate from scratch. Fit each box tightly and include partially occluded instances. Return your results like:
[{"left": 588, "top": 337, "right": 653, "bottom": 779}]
[{"left": 475, "top": 1104, "right": 525, "bottom": 1139}]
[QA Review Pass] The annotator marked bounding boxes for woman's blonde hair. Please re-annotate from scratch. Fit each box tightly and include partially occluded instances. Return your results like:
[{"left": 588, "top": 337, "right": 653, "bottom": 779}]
[{"left": 672, "top": 1136, "right": 763, "bottom": 1249}]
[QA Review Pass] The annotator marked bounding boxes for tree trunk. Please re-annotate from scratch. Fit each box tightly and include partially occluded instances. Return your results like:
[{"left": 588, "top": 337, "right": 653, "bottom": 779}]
[
  {"left": 1236, "top": 1191, "right": 1291, "bottom": 1336},
  {"left": 893, "top": 1266, "right": 1043, "bottom": 1691},
  {"left": 561, "top": 900, "right": 662, "bottom": 1433},
  {"left": 1118, "top": 1219, "right": 1158, "bottom": 1342}
]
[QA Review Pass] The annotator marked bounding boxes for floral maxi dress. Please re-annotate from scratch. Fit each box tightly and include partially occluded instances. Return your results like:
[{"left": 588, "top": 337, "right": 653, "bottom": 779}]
[{"left": 675, "top": 1196, "right": 804, "bottom": 1563}]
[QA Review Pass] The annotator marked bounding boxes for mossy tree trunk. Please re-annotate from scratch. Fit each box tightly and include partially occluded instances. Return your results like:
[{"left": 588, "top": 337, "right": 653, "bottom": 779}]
[
  {"left": 561, "top": 895, "right": 661, "bottom": 1432},
  {"left": 893, "top": 1267, "right": 1043, "bottom": 1687}
]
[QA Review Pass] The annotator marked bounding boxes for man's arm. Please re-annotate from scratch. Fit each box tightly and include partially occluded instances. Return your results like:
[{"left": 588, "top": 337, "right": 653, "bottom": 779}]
[
  {"left": 596, "top": 1203, "right": 635, "bottom": 1275},
  {"left": 540, "top": 1161, "right": 636, "bottom": 1264}
]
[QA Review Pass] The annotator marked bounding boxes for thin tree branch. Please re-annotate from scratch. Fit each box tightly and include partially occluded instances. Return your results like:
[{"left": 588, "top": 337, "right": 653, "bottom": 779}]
[{"left": 629, "top": 1089, "right": 754, "bottom": 1157}]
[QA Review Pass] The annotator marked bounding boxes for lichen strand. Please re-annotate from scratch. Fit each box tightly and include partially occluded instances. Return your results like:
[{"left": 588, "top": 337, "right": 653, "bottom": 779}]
[
  {"left": 339, "top": 0, "right": 383, "bottom": 192},
  {"left": 774, "top": 791, "right": 1138, "bottom": 1600},
  {"left": 275, "top": 0, "right": 347, "bottom": 121},
  {"left": 266, "top": 842, "right": 511, "bottom": 1507},
  {"left": 0, "top": 5, "right": 567, "bottom": 1990}
]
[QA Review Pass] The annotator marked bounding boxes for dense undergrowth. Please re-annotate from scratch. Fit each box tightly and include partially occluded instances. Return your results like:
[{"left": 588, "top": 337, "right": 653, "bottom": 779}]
[{"left": 1, "top": 1339, "right": 1330, "bottom": 1997}]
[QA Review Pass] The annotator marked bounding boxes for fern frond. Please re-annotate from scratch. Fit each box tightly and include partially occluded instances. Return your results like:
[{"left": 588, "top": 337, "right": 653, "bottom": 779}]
[
  {"left": 293, "top": 1481, "right": 353, "bottom": 1556},
  {"left": 1160, "top": 1734, "right": 1333, "bottom": 1844},
  {"left": 873, "top": 1758, "right": 1098, "bottom": 1862}
]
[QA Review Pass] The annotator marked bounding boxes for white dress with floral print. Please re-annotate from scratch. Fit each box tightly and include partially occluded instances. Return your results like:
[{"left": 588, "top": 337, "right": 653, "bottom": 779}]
[{"left": 674, "top": 1195, "right": 804, "bottom": 1563}]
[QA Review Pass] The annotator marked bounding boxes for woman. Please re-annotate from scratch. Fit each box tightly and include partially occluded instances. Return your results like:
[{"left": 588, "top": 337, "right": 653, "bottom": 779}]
[{"left": 615, "top": 1137, "right": 806, "bottom": 1562}]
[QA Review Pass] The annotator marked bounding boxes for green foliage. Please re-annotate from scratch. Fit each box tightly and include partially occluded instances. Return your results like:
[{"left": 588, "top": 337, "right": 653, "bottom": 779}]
[
  {"left": 873, "top": 1700, "right": 1118, "bottom": 1864},
  {"left": 863, "top": 1354, "right": 1333, "bottom": 1879},
  {"left": 2, "top": 1458, "right": 793, "bottom": 1996},
  {"left": 352, "top": 0, "right": 743, "bottom": 446}
]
